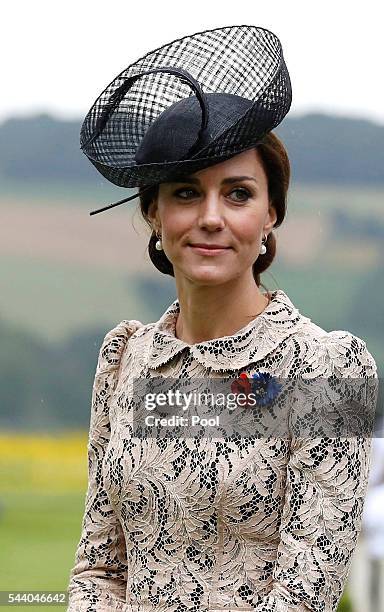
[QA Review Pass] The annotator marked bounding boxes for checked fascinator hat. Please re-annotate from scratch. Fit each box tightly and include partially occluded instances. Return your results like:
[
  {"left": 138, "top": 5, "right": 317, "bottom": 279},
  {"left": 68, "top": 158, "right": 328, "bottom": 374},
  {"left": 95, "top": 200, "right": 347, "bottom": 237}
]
[{"left": 81, "top": 25, "right": 292, "bottom": 215}]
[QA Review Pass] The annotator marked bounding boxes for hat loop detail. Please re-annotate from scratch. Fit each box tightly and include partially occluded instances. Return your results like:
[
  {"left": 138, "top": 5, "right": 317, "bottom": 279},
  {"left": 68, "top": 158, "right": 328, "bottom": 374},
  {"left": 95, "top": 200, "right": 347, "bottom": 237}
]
[{"left": 82, "top": 66, "right": 210, "bottom": 153}]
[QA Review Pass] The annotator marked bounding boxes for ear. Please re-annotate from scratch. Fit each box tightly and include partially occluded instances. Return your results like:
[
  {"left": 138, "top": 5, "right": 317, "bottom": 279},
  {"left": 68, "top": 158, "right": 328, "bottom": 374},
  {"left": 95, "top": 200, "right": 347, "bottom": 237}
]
[
  {"left": 147, "top": 197, "right": 160, "bottom": 230},
  {"left": 264, "top": 203, "right": 277, "bottom": 233}
]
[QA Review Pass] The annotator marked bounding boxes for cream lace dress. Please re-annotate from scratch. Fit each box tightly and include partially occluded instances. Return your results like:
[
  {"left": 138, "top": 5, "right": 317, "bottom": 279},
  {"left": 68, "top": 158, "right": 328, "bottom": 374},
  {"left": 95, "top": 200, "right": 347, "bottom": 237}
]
[{"left": 66, "top": 289, "right": 378, "bottom": 612}]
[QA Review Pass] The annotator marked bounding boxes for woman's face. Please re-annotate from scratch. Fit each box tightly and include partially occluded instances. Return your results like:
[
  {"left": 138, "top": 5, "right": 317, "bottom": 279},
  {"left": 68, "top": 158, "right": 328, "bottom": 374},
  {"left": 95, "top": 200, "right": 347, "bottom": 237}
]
[{"left": 148, "top": 148, "right": 277, "bottom": 286}]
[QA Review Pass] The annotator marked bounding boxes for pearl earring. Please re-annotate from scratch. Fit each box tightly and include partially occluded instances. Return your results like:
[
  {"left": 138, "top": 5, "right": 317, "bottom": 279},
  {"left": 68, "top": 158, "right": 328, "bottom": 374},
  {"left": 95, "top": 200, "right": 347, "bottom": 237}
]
[
  {"left": 260, "top": 234, "right": 267, "bottom": 255},
  {"left": 155, "top": 232, "right": 163, "bottom": 251}
]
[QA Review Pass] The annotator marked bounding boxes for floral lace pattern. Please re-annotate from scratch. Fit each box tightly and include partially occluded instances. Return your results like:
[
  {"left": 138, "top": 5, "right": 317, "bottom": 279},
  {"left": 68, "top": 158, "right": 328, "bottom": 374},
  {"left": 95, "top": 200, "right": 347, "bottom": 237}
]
[{"left": 66, "top": 290, "right": 378, "bottom": 612}]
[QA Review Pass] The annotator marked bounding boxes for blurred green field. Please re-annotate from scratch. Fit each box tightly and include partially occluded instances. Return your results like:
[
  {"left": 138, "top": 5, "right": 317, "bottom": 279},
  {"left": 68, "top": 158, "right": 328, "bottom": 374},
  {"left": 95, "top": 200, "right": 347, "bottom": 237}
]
[
  {"left": 0, "top": 177, "right": 130, "bottom": 209},
  {"left": 0, "top": 253, "right": 149, "bottom": 343},
  {"left": 2, "top": 177, "right": 384, "bottom": 215},
  {"left": 288, "top": 182, "right": 384, "bottom": 216},
  {"left": 0, "top": 434, "right": 88, "bottom": 610},
  {"left": 0, "top": 491, "right": 84, "bottom": 610},
  {"left": 0, "top": 253, "right": 381, "bottom": 349}
]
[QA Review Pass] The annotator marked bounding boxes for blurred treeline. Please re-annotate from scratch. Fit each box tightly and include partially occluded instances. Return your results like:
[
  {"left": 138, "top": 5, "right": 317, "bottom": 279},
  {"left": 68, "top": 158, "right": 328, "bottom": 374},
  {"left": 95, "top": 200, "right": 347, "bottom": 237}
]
[
  {"left": 0, "top": 112, "right": 383, "bottom": 431},
  {"left": 1, "top": 112, "right": 383, "bottom": 184}
]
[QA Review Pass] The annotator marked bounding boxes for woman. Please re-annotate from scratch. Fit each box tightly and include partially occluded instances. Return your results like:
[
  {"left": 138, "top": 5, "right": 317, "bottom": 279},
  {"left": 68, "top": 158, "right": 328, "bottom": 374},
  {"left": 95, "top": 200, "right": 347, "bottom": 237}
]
[{"left": 67, "top": 26, "right": 378, "bottom": 611}]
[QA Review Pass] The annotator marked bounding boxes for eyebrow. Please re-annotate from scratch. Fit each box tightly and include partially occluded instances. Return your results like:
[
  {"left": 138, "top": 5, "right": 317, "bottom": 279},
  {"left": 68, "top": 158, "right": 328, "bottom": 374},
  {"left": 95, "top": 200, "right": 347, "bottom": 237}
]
[{"left": 170, "top": 175, "right": 258, "bottom": 185}]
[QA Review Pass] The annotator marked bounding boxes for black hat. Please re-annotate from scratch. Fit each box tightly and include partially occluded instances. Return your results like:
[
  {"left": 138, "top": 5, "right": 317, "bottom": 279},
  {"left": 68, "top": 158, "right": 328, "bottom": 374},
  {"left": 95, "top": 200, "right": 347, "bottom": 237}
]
[{"left": 81, "top": 25, "right": 292, "bottom": 215}]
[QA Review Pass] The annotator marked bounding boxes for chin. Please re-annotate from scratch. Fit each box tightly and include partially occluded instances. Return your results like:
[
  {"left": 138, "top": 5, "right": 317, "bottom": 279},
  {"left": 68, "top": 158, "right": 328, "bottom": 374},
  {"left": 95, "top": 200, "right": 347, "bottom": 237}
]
[{"left": 182, "top": 265, "right": 234, "bottom": 285}]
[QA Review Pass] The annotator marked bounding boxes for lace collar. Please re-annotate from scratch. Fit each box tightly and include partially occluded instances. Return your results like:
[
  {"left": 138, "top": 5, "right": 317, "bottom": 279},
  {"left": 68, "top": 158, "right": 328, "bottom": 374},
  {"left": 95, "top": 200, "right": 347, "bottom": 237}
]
[{"left": 147, "top": 289, "right": 310, "bottom": 371}]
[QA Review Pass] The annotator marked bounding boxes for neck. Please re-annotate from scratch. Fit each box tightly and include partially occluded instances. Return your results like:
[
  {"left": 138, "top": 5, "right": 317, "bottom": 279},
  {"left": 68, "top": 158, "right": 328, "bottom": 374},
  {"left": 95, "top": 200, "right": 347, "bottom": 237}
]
[{"left": 174, "top": 273, "right": 270, "bottom": 345}]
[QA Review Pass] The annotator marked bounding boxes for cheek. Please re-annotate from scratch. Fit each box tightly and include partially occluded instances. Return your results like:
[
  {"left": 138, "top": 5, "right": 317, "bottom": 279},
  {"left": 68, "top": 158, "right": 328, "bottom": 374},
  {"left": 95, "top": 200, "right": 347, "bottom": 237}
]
[
  {"left": 231, "top": 211, "right": 263, "bottom": 244},
  {"left": 161, "top": 207, "right": 193, "bottom": 240}
]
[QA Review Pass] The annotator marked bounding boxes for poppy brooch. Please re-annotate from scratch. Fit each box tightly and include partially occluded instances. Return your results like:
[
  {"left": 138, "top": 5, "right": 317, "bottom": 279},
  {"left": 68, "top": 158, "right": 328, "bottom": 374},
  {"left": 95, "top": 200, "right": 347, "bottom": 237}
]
[{"left": 230, "top": 371, "right": 282, "bottom": 408}]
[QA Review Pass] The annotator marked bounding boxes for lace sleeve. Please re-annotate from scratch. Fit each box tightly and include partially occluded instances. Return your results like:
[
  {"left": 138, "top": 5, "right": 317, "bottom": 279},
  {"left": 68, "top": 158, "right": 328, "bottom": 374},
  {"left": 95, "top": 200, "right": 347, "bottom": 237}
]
[
  {"left": 66, "top": 320, "right": 143, "bottom": 612},
  {"left": 252, "top": 331, "right": 378, "bottom": 612}
]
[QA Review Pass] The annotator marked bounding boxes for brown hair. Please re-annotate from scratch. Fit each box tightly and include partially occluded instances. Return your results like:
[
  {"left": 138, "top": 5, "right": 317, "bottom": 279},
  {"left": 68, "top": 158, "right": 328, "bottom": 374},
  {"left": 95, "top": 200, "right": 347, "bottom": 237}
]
[{"left": 139, "top": 131, "right": 290, "bottom": 289}]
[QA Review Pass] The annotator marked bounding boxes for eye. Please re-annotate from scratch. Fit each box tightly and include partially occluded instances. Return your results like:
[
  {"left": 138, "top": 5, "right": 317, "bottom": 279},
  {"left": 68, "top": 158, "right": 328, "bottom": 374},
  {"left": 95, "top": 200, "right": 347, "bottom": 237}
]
[
  {"left": 174, "top": 187, "right": 198, "bottom": 200},
  {"left": 228, "top": 188, "right": 252, "bottom": 203}
]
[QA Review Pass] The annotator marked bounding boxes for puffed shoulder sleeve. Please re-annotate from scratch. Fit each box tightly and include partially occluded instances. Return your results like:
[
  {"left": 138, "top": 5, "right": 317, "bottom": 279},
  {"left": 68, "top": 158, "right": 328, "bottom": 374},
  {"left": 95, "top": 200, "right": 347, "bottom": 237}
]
[
  {"left": 252, "top": 331, "right": 379, "bottom": 612},
  {"left": 66, "top": 320, "right": 143, "bottom": 612}
]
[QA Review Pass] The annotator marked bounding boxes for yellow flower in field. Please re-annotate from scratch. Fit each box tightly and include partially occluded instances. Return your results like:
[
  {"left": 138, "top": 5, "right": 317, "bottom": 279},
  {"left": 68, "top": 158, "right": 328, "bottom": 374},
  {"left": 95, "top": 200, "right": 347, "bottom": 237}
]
[{"left": 0, "top": 432, "right": 89, "bottom": 492}]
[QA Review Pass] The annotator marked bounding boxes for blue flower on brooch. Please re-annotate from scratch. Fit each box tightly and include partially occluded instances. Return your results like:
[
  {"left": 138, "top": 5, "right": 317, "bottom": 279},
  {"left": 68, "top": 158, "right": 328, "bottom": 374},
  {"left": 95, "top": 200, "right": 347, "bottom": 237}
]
[{"left": 250, "top": 372, "right": 282, "bottom": 407}]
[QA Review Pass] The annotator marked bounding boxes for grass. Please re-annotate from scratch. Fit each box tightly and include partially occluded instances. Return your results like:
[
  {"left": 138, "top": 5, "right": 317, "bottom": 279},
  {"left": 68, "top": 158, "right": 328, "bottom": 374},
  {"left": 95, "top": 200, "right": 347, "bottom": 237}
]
[
  {"left": 0, "top": 491, "right": 84, "bottom": 610},
  {"left": 1, "top": 247, "right": 379, "bottom": 347},
  {"left": 289, "top": 182, "right": 384, "bottom": 217},
  {"left": 0, "top": 177, "right": 133, "bottom": 209},
  {"left": 0, "top": 433, "right": 87, "bottom": 610},
  {"left": 3, "top": 178, "right": 384, "bottom": 217},
  {"left": 0, "top": 253, "right": 153, "bottom": 343}
]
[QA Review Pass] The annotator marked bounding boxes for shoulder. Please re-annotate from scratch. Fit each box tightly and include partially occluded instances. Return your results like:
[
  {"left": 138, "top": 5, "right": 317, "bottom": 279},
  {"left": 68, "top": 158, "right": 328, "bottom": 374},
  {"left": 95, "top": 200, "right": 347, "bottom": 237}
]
[
  {"left": 96, "top": 318, "right": 151, "bottom": 374},
  {"left": 293, "top": 318, "right": 378, "bottom": 378},
  {"left": 324, "top": 329, "right": 378, "bottom": 377}
]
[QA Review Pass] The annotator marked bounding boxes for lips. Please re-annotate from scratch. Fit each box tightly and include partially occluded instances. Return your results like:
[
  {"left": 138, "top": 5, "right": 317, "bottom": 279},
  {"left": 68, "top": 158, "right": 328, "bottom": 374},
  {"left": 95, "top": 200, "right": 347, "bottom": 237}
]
[
  {"left": 189, "top": 243, "right": 230, "bottom": 249},
  {"left": 188, "top": 243, "right": 232, "bottom": 256}
]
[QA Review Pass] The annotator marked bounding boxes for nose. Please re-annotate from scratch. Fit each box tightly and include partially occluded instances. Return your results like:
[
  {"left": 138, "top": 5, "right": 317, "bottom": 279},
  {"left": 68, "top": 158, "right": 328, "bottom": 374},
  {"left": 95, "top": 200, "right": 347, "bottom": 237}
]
[{"left": 197, "top": 191, "right": 225, "bottom": 232}]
